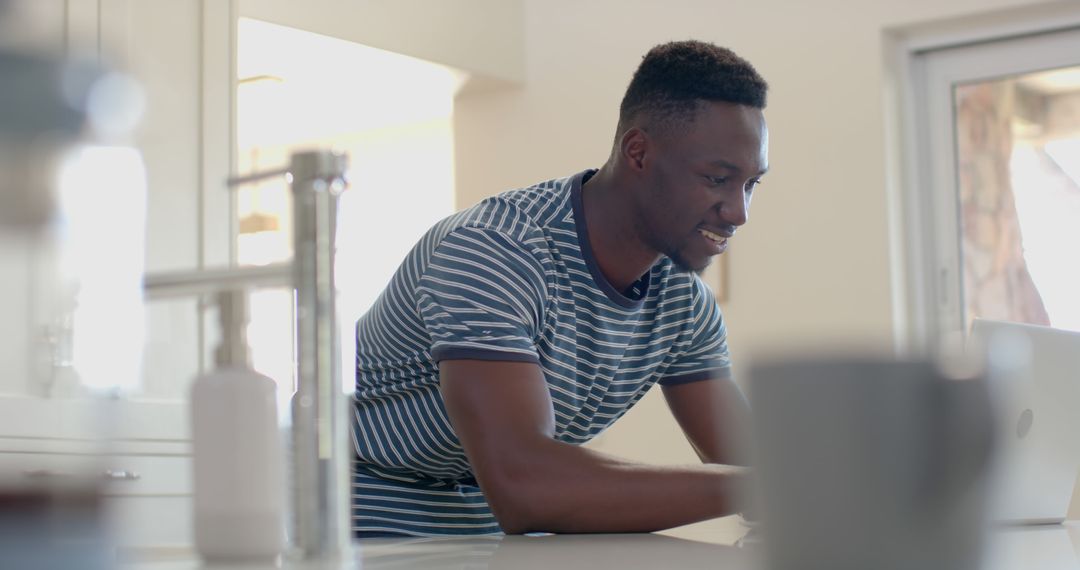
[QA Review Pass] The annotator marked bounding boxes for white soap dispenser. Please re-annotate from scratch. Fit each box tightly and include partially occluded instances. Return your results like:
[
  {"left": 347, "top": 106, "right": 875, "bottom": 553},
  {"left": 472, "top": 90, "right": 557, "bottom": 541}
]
[{"left": 191, "top": 289, "right": 285, "bottom": 563}]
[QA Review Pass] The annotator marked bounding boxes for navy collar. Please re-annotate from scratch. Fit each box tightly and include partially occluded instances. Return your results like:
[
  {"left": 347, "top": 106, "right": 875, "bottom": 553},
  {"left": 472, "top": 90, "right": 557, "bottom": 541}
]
[{"left": 569, "top": 169, "right": 650, "bottom": 309}]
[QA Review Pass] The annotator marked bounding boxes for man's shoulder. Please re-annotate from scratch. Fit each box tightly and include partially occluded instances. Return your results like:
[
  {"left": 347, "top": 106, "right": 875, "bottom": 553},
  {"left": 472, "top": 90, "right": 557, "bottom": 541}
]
[
  {"left": 478, "top": 175, "right": 574, "bottom": 223},
  {"left": 447, "top": 174, "right": 577, "bottom": 241}
]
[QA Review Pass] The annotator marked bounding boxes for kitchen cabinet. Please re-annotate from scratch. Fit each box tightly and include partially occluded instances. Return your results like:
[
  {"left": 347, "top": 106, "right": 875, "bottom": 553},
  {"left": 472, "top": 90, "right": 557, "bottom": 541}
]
[{"left": 0, "top": 0, "right": 231, "bottom": 548}]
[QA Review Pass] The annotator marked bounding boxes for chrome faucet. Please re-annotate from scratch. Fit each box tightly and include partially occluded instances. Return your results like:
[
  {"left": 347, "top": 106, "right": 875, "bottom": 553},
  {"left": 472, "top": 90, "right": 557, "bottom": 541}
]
[{"left": 144, "top": 149, "right": 352, "bottom": 562}]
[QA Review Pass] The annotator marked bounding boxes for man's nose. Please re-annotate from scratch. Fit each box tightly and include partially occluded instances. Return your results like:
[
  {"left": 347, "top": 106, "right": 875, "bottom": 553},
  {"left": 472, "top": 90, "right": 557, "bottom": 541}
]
[{"left": 718, "top": 195, "right": 749, "bottom": 227}]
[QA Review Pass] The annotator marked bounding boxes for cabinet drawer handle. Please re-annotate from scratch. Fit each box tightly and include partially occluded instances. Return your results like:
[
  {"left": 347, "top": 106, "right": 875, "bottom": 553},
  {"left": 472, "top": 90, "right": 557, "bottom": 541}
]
[
  {"left": 23, "top": 469, "right": 73, "bottom": 479},
  {"left": 23, "top": 469, "right": 142, "bottom": 482},
  {"left": 103, "top": 469, "right": 141, "bottom": 481}
]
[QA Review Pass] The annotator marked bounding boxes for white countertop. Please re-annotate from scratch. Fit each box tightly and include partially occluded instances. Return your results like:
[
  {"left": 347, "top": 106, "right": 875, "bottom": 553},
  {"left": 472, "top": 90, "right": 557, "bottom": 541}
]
[{"left": 120, "top": 517, "right": 1080, "bottom": 570}]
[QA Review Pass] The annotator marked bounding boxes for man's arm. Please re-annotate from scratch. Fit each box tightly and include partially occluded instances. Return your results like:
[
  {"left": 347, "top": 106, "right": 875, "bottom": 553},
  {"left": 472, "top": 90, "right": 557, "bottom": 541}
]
[
  {"left": 439, "top": 359, "right": 745, "bottom": 535},
  {"left": 661, "top": 377, "right": 751, "bottom": 466}
]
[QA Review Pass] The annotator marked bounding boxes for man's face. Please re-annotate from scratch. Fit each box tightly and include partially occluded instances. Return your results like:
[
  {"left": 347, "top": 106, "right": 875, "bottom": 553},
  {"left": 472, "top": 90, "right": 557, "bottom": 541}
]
[{"left": 634, "top": 101, "right": 769, "bottom": 273}]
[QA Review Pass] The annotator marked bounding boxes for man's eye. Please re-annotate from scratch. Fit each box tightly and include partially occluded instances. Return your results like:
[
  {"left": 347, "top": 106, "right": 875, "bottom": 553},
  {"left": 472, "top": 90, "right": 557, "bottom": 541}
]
[
  {"left": 706, "top": 175, "right": 728, "bottom": 186},
  {"left": 745, "top": 179, "right": 762, "bottom": 192}
]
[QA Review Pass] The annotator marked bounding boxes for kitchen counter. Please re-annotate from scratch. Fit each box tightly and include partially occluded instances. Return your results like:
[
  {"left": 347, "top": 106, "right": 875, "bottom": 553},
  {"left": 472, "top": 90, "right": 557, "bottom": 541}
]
[{"left": 121, "top": 517, "right": 1080, "bottom": 569}]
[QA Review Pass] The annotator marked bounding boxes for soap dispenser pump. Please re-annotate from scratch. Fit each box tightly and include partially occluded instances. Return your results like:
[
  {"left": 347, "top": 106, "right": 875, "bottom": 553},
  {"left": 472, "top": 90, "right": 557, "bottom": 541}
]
[{"left": 190, "top": 289, "right": 285, "bottom": 563}]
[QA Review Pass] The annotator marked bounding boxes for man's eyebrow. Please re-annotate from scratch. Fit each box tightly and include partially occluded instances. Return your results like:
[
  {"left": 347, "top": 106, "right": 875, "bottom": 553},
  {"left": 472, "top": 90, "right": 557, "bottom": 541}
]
[
  {"left": 708, "top": 159, "right": 769, "bottom": 176},
  {"left": 707, "top": 159, "right": 740, "bottom": 171}
]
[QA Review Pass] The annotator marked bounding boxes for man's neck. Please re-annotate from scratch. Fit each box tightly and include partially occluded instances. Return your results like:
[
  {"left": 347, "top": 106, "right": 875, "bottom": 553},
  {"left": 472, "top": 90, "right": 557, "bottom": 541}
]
[{"left": 580, "top": 165, "right": 662, "bottom": 292}]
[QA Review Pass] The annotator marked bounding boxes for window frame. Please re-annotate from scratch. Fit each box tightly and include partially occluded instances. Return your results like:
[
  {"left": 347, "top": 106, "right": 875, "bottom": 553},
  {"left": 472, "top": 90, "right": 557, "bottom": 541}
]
[{"left": 884, "top": 6, "right": 1080, "bottom": 354}]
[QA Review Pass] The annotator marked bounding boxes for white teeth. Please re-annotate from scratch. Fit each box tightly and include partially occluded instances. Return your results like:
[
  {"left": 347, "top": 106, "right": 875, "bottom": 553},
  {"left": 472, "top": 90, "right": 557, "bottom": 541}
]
[{"left": 698, "top": 229, "right": 726, "bottom": 243}]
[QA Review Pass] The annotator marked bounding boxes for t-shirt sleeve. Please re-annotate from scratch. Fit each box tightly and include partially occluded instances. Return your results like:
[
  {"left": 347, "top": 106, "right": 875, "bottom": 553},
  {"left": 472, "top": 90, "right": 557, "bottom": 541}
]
[
  {"left": 659, "top": 275, "right": 733, "bottom": 386},
  {"left": 416, "top": 225, "right": 550, "bottom": 363}
]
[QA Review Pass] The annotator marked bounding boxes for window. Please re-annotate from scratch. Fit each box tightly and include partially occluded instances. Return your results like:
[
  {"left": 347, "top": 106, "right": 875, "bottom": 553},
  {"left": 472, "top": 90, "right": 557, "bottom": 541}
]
[
  {"left": 235, "top": 19, "right": 462, "bottom": 401},
  {"left": 896, "top": 24, "right": 1080, "bottom": 348},
  {"left": 953, "top": 69, "right": 1080, "bottom": 332}
]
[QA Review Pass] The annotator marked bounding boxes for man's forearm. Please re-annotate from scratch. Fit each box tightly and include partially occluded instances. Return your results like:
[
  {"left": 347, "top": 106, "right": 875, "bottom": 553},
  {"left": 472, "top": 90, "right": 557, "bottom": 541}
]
[
  {"left": 662, "top": 378, "right": 752, "bottom": 466},
  {"left": 478, "top": 435, "right": 746, "bottom": 534},
  {"left": 439, "top": 359, "right": 747, "bottom": 534}
]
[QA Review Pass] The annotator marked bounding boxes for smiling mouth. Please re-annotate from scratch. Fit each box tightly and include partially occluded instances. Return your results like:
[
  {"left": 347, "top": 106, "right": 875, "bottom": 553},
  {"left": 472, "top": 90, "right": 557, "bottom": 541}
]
[{"left": 697, "top": 228, "right": 730, "bottom": 244}]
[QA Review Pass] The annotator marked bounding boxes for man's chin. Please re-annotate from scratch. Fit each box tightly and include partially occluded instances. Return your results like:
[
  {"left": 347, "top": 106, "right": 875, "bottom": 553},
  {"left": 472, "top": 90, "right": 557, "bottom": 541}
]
[{"left": 669, "top": 252, "right": 713, "bottom": 275}]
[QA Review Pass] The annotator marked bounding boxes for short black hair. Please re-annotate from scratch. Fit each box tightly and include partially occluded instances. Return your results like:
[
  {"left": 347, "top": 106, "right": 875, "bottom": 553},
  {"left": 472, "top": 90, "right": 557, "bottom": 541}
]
[{"left": 617, "top": 40, "right": 767, "bottom": 136}]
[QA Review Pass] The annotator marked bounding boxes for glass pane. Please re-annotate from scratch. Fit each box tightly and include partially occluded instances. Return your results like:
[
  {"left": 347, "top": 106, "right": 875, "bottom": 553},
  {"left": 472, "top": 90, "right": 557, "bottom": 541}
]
[{"left": 953, "top": 66, "right": 1080, "bottom": 332}]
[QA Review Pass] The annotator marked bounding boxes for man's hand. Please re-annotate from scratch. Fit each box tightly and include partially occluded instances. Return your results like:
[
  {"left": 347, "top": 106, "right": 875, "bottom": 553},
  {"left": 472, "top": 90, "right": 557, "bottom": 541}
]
[{"left": 439, "top": 359, "right": 745, "bottom": 534}]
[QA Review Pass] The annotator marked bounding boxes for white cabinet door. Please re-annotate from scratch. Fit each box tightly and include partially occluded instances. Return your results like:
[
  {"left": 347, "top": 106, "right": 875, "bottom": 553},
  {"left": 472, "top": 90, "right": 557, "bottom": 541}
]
[{"left": 0, "top": 0, "right": 233, "bottom": 427}]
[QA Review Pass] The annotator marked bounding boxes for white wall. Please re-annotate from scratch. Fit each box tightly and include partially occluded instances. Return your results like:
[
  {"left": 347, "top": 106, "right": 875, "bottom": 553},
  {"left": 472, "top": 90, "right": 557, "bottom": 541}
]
[{"left": 454, "top": 0, "right": 1053, "bottom": 463}]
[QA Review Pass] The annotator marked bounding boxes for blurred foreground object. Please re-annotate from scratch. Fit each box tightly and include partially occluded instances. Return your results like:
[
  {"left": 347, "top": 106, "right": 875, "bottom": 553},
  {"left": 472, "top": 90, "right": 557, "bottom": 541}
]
[
  {"left": 1, "top": 26, "right": 147, "bottom": 568},
  {"left": 0, "top": 476, "right": 110, "bottom": 570},
  {"left": 0, "top": 50, "right": 83, "bottom": 226},
  {"left": 1, "top": 35, "right": 147, "bottom": 396},
  {"left": 749, "top": 354, "right": 996, "bottom": 570}
]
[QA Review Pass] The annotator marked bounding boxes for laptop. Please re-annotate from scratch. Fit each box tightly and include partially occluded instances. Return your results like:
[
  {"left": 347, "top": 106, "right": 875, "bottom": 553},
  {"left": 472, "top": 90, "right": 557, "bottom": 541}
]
[{"left": 970, "top": 319, "right": 1080, "bottom": 524}]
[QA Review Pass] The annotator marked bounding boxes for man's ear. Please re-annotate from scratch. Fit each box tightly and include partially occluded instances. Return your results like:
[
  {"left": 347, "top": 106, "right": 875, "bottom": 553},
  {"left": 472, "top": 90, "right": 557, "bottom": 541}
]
[{"left": 619, "top": 127, "right": 649, "bottom": 172}]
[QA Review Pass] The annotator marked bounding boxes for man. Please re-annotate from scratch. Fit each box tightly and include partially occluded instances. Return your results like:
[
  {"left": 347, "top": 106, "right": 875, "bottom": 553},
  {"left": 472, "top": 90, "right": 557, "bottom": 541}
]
[{"left": 351, "top": 40, "right": 769, "bottom": 536}]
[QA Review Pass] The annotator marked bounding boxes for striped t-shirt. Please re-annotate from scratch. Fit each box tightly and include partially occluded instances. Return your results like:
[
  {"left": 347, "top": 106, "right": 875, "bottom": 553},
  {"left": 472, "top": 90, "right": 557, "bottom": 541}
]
[{"left": 350, "top": 169, "right": 732, "bottom": 536}]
